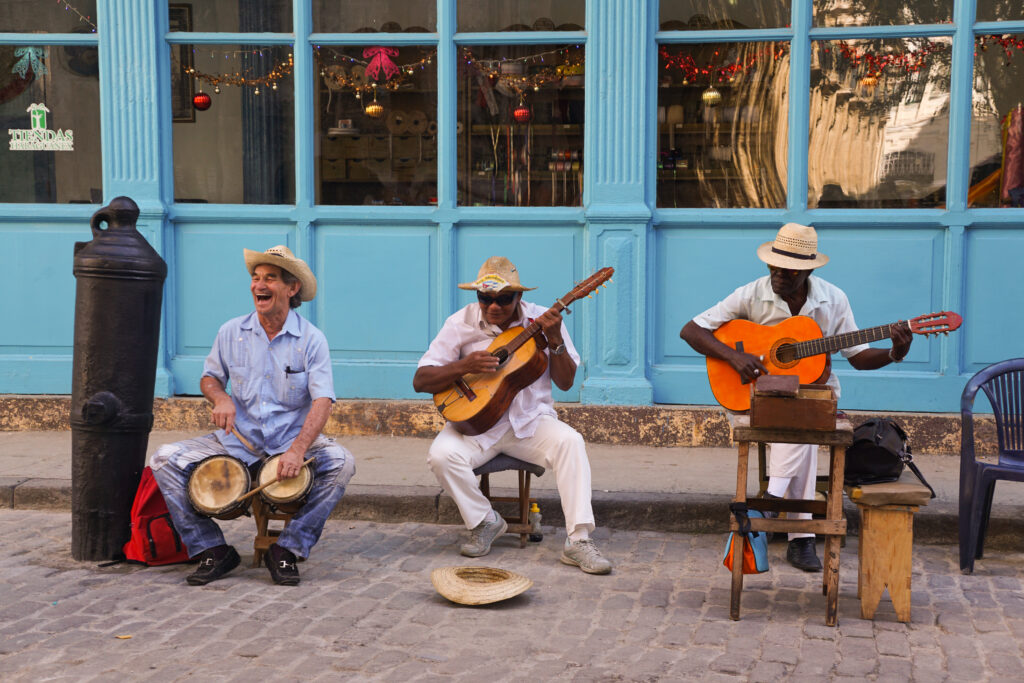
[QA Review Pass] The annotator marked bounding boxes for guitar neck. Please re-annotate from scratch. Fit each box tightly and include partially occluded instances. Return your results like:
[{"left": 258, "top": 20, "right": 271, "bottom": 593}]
[
  {"left": 499, "top": 302, "right": 566, "bottom": 356},
  {"left": 791, "top": 323, "right": 895, "bottom": 359}
]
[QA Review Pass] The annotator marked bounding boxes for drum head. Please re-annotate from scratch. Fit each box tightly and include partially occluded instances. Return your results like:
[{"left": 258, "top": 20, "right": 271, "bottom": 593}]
[
  {"left": 259, "top": 455, "right": 313, "bottom": 504},
  {"left": 188, "top": 456, "right": 250, "bottom": 515}
]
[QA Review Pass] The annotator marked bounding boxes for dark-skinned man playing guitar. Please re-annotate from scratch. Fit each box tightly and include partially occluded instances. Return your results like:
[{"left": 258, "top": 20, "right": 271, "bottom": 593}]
[
  {"left": 680, "top": 223, "right": 912, "bottom": 572},
  {"left": 413, "top": 257, "right": 612, "bottom": 574}
]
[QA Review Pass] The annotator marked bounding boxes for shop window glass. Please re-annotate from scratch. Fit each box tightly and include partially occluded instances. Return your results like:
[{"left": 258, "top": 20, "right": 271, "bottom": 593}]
[
  {"left": 0, "top": 0, "right": 97, "bottom": 33},
  {"left": 659, "top": 1, "right": 789, "bottom": 31},
  {"left": 656, "top": 41, "right": 788, "bottom": 208},
  {"left": 970, "top": 34, "right": 1024, "bottom": 208},
  {"left": 813, "top": 0, "right": 951, "bottom": 27},
  {"left": 808, "top": 38, "right": 951, "bottom": 209},
  {"left": 457, "top": 44, "right": 584, "bottom": 207},
  {"left": 315, "top": 46, "right": 438, "bottom": 205},
  {"left": 313, "top": 1, "right": 435, "bottom": 33},
  {"left": 171, "top": 45, "right": 294, "bottom": 204},
  {"left": 166, "top": 1, "right": 292, "bottom": 33},
  {"left": 458, "top": 1, "right": 584, "bottom": 32},
  {"left": 976, "top": 2, "right": 1024, "bottom": 21},
  {"left": 0, "top": 44, "right": 102, "bottom": 203}
]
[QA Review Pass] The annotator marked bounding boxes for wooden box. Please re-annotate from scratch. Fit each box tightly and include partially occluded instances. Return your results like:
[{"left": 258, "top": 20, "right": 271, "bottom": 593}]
[{"left": 750, "top": 382, "right": 836, "bottom": 431}]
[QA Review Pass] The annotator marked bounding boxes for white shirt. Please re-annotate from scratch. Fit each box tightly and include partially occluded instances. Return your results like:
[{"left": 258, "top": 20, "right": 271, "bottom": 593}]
[
  {"left": 418, "top": 300, "right": 581, "bottom": 450},
  {"left": 692, "top": 275, "right": 868, "bottom": 399}
]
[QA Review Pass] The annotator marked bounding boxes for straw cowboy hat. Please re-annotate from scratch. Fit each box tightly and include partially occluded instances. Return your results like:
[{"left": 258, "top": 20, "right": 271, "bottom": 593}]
[
  {"left": 757, "top": 223, "right": 830, "bottom": 270},
  {"left": 243, "top": 245, "right": 317, "bottom": 301},
  {"left": 430, "top": 566, "right": 533, "bottom": 605},
  {"left": 458, "top": 256, "right": 536, "bottom": 293}
]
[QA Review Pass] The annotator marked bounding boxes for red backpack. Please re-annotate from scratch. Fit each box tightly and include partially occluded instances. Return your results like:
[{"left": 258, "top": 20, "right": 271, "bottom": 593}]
[{"left": 122, "top": 467, "right": 190, "bottom": 565}]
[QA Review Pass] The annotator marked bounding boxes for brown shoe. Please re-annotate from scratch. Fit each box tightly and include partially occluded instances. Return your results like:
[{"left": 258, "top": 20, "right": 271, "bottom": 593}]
[
  {"left": 186, "top": 545, "right": 240, "bottom": 586},
  {"left": 264, "top": 543, "right": 300, "bottom": 585}
]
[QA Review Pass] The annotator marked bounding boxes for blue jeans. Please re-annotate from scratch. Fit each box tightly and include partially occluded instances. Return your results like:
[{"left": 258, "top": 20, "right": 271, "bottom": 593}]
[{"left": 151, "top": 434, "right": 355, "bottom": 559}]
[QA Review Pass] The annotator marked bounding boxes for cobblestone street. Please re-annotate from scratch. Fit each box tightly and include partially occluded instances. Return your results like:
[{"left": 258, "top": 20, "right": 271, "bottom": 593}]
[{"left": 2, "top": 509, "right": 1023, "bottom": 681}]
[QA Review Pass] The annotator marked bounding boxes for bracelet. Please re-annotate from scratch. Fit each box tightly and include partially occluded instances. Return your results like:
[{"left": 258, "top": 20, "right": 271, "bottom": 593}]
[{"left": 888, "top": 348, "right": 903, "bottom": 363}]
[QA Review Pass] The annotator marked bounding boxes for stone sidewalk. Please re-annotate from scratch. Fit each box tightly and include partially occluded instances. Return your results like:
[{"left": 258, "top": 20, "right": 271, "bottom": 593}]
[{"left": 2, "top": 509, "right": 1023, "bottom": 681}]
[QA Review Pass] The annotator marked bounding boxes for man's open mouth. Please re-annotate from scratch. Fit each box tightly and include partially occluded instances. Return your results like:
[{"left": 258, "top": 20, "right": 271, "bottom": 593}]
[{"left": 255, "top": 293, "right": 272, "bottom": 302}]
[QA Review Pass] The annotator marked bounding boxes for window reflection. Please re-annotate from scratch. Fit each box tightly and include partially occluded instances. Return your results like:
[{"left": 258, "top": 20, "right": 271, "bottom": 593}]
[
  {"left": 171, "top": 45, "right": 295, "bottom": 204},
  {"left": 0, "top": 44, "right": 102, "bottom": 203},
  {"left": 657, "top": 42, "right": 788, "bottom": 208},
  {"left": 659, "top": 1, "right": 789, "bottom": 31},
  {"left": 970, "top": 35, "right": 1024, "bottom": 208},
  {"left": 315, "top": 46, "right": 438, "bottom": 205},
  {"left": 975, "top": 1, "right": 1024, "bottom": 22},
  {"left": 313, "top": 0, "right": 435, "bottom": 33},
  {"left": 0, "top": 0, "right": 97, "bottom": 32},
  {"left": 457, "top": 44, "right": 584, "bottom": 207},
  {"left": 813, "top": 0, "right": 951, "bottom": 27},
  {"left": 809, "top": 38, "right": 951, "bottom": 208},
  {"left": 458, "top": 1, "right": 584, "bottom": 32},
  {"left": 166, "top": 1, "right": 292, "bottom": 33}
]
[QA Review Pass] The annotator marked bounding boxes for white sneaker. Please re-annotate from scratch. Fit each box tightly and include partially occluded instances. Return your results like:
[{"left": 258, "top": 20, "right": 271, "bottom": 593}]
[
  {"left": 560, "top": 538, "right": 613, "bottom": 574},
  {"left": 460, "top": 513, "right": 507, "bottom": 557}
]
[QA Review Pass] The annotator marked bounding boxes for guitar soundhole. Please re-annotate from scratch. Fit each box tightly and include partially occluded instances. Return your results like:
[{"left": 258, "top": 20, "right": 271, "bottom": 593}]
[
  {"left": 772, "top": 340, "right": 799, "bottom": 368},
  {"left": 492, "top": 348, "right": 509, "bottom": 365}
]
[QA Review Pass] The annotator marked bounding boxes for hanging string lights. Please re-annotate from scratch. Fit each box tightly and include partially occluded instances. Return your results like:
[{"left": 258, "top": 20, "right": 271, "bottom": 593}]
[
  {"left": 172, "top": 49, "right": 294, "bottom": 110},
  {"left": 56, "top": 0, "right": 96, "bottom": 31}
]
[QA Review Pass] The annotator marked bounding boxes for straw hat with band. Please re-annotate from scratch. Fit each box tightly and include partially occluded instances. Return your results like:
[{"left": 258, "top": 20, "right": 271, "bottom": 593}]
[
  {"left": 430, "top": 566, "right": 533, "bottom": 605},
  {"left": 243, "top": 245, "right": 318, "bottom": 301},
  {"left": 457, "top": 256, "right": 536, "bottom": 293},
  {"left": 756, "top": 223, "right": 830, "bottom": 270}
]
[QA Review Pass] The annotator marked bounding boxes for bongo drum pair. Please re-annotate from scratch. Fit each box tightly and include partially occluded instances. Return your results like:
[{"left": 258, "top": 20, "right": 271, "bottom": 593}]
[{"left": 187, "top": 454, "right": 313, "bottom": 518}]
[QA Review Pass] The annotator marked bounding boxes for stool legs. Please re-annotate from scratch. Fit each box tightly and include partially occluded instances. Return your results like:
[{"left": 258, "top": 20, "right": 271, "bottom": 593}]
[
  {"left": 478, "top": 471, "right": 536, "bottom": 547},
  {"left": 858, "top": 504, "right": 916, "bottom": 623},
  {"left": 730, "top": 441, "right": 750, "bottom": 620},
  {"left": 251, "top": 498, "right": 294, "bottom": 568}
]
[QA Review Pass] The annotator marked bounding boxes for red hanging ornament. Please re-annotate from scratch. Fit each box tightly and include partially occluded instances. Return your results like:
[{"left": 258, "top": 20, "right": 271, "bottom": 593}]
[
  {"left": 513, "top": 103, "right": 531, "bottom": 124},
  {"left": 192, "top": 91, "right": 212, "bottom": 111}
]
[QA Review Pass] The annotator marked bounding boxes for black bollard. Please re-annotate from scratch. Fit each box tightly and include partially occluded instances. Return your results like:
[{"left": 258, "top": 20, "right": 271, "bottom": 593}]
[{"left": 71, "top": 197, "right": 167, "bottom": 560}]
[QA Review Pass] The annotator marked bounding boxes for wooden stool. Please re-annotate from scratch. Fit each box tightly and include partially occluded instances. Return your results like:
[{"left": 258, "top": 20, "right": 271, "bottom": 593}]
[
  {"left": 727, "top": 413, "right": 853, "bottom": 626},
  {"left": 251, "top": 497, "right": 295, "bottom": 568},
  {"left": 473, "top": 453, "right": 545, "bottom": 547},
  {"left": 847, "top": 472, "right": 932, "bottom": 622}
]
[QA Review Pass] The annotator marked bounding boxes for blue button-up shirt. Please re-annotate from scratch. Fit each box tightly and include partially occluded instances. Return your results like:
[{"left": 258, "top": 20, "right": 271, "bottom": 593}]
[{"left": 203, "top": 310, "right": 335, "bottom": 464}]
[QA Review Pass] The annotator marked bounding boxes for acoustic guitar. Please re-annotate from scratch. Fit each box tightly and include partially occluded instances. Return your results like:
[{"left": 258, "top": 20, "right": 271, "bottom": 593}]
[
  {"left": 434, "top": 267, "right": 615, "bottom": 435},
  {"left": 707, "top": 311, "right": 962, "bottom": 412}
]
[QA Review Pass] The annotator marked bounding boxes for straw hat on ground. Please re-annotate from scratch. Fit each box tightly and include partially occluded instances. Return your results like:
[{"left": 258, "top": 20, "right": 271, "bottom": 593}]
[
  {"left": 756, "top": 223, "right": 830, "bottom": 270},
  {"left": 430, "top": 566, "right": 533, "bottom": 605},
  {"left": 243, "top": 245, "right": 317, "bottom": 301},
  {"left": 458, "top": 256, "right": 536, "bottom": 293}
]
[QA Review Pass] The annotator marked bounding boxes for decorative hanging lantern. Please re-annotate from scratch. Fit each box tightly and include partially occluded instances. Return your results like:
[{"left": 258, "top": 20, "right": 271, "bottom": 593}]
[
  {"left": 859, "top": 74, "right": 878, "bottom": 94},
  {"left": 192, "top": 91, "right": 212, "bottom": 111},
  {"left": 701, "top": 85, "right": 721, "bottom": 107},
  {"left": 513, "top": 102, "right": 531, "bottom": 124},
  {"left": 364, "top": 86, "right": 384, "bottom": 119}
]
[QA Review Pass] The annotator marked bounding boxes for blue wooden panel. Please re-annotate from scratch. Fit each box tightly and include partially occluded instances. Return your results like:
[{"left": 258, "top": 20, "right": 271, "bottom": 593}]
[
  {"left": 171, "top": 223, "right": 294, "bottom": 393},
  {"left": 315, "top": 227, "right": 435, "bottom": 358},
  {"left": 456, "top": 225, "right": 584, "bottom": 401},
  {"left": 964, "top": 229, "right": 1024, "bottom": 371}
]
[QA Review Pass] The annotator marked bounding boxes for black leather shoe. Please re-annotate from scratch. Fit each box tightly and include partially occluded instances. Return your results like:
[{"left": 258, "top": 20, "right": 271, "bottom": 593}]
[
  {"left": 787, "top": 537, "right": 823, "bottom": 572},
  {"left": 265, "top": 543, "right": 300, "bottom": 585},
  {"left": 186, "top": 545, "right": 240, "bottom": 585}
]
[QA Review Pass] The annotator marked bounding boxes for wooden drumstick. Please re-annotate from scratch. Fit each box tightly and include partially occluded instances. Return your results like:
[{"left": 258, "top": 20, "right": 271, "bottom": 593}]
[
  {"left": 234, "top": 455, "right": 317, "bottom": 504},
  {"left": 229, "top": 426, "right": 255, "bottom": 453}
]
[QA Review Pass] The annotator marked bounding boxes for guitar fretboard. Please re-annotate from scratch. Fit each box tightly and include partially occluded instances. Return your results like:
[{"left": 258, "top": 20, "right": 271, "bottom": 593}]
[{"left": 790, "top": 323, "right": 896, "bottom": 359}]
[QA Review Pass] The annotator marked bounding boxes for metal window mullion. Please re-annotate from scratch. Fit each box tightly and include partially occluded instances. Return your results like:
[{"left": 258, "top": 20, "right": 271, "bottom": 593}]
[
  {"left": 453, "top": 31, "right": 586, "bottom": 46},
  {"left": 974, "top": 21, "right": 1024, "bottom": 33},
  {"left": 0, "top": 33, "right": 97, "bottom": 45},
  {"left": 164, "top": 32, "right": 294, "bottom": 45},
  {"left": 945, "top": 0, "right": 978, "bottom": 215},
  {"left": 787, "top": 0, "right": 813, "bottom": 213},
  {"left": 437, "top": 0, "right": 457, "bottom": 211},
  {"left": 309, "top": 32, "right": 440, "bottom": 47},
  {"left": 808, "top": 24, "right": 956, "bottom": 40},
  {"left": 295, "top": 0, "right": 313, "bottom": 211},
  {"left": 656, "top": 28, "right": 793, "bottom": 45}
]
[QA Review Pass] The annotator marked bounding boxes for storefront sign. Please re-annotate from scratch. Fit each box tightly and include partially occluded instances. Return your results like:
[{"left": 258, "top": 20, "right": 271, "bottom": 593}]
[{"left": 8, "top": 103, "right": 74, "bottom": 152}]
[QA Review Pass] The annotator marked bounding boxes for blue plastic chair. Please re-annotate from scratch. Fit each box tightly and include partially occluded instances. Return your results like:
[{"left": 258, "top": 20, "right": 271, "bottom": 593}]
[{"left": 959, "top": 358, "right": 1024, "bottom": 574}]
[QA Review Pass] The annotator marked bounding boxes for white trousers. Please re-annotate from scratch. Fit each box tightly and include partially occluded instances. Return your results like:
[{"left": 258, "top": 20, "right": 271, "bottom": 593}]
[
  {"left": 768, "top": 442, "right": 817, "bottom": 541},
  {"left": 427, "top": 415, "right": 596, "bottom": 537}
]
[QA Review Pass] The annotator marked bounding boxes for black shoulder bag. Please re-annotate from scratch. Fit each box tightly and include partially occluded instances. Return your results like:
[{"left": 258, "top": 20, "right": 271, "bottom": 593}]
[{"left": 844, "top": 417, "right": 936, "bottom": 498}]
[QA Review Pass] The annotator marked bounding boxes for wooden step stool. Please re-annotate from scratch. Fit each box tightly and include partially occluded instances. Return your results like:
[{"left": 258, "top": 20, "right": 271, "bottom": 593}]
[
  {"left": 846, "top": 471, "right": 932, "bottom": 623},
  {"left": 251, "top": 497, "right": 295, "bottom": 568}
]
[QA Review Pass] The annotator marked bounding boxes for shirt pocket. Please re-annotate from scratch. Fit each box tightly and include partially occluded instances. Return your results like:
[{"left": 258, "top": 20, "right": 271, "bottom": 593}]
[
  {"left": 228, "top": 365, "right": 252, "bottom": 402},
  {"left": 284, "top": 369, "right": 309, "bottom": 407}
]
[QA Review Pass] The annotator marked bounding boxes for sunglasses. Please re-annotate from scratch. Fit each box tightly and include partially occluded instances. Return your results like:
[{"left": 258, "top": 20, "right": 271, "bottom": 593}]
[
  {"left": 477, "top": 291, "right": 517, "bottom": 306},
  {"left": 768, "top": 266, "right": 806, "bottom": 277}
]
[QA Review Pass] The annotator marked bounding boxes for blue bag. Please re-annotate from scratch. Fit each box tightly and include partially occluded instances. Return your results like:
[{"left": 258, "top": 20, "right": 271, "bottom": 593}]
[{"left": 722, "top": 508, "right": 770, "bottom": 574}]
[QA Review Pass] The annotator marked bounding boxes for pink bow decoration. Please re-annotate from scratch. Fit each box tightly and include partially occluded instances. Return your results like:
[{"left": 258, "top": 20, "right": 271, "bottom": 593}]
[{"left": 363, "top": 46, "right": 399, "bottom": 81}]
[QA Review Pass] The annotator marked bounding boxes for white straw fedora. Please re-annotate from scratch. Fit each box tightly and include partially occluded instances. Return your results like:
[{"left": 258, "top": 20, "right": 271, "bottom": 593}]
[
  {"left": 430, "top": 566, "right": 533, "bottom": 605},
  {"left": 457, "top": 256, "right": 536, "bottom": 293},
  {"left": 243, "top": 245, "right": 317, "bottom": 301},
  {"left": 756, "top": 223, "right": 830, "bottom": 270}
]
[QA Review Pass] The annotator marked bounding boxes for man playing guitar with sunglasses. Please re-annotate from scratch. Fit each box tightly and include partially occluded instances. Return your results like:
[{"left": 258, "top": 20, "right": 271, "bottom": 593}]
[{"left": 413, "top": 256, "right": 612, "bottom": 574}]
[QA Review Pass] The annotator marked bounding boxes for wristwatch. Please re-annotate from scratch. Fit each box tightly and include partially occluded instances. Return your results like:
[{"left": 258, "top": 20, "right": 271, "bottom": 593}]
[{"left": 551, "top": 343, "right": 567, "bottom": 356}]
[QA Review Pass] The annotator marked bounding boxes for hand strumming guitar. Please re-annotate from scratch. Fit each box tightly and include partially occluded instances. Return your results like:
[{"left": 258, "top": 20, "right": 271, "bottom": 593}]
[{"left": 727, "top": 348, "right": 769, "bottom": 385}]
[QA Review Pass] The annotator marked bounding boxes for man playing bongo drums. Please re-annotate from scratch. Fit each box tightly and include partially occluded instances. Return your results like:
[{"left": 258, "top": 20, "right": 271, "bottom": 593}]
[{"left": 151, "top": 246, "right": 355, "bottom": 586}]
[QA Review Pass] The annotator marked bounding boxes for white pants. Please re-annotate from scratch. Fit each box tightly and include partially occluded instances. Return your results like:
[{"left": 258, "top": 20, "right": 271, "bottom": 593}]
[
  {"left": 427, "top": 415, "right": 596, "bottom": 538},
  {"left": 768, "top": 442, "right": 817, "bottom": 541}
]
